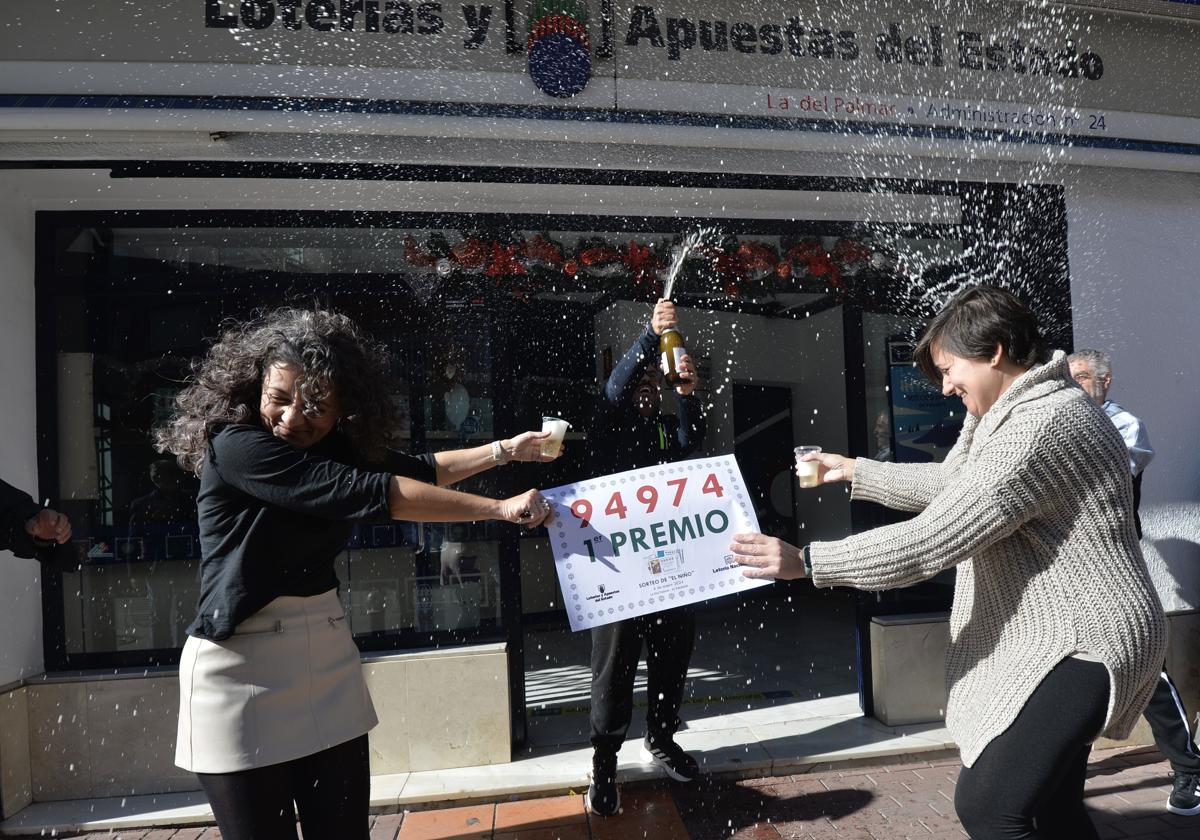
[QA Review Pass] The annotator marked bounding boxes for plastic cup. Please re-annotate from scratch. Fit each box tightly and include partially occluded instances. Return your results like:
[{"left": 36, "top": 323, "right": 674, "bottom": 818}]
[
  {"left": 794, "top": 446, "right": 822, "bottom": 488},
  {"left": 541, "top": 416, "right": 570, "bottom": 457}
]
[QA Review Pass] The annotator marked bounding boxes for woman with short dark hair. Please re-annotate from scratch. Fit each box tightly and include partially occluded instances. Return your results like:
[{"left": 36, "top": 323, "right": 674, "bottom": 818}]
[
  {"left": 157, "top": 308, "right": 557, "bottom": 840},
  {"left": 731, "top": 285, "right": 1165, "bottom": 839}
]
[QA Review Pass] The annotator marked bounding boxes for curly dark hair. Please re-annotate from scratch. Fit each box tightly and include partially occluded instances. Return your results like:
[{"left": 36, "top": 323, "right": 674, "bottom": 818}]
[{"left": 155, "top": 308, "right": 403, "bottom": 475}]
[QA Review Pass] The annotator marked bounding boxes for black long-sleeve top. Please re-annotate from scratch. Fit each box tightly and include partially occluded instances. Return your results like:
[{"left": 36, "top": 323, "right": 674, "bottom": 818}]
[
  {"left": 0, "top": 478, "right": 43, "bottom": 559},
  {"left": 0, "top": 478, "right": 79, "bottom": 571},
  {"left": 190, "top": 424, "right": 436, "bottom": 640},
  {"left": 588, "top": 325, "right": 706, "bottom": 475}
]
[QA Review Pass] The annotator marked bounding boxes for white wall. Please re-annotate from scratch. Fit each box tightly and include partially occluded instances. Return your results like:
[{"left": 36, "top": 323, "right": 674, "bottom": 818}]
[
  {"left": 1066, "top": 168, "right": 1200, "bottom": 612},
  {"left": 0, "top": 181, "right": 45, "bottom": 682}
]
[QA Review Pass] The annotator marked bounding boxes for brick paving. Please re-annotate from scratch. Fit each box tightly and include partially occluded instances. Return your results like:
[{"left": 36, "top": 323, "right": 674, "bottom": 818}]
[
  {"left": 10, "top": 747, "right": 1194, "bottom": 839},
  {"left": 673, "top": 748, "right": 1194, "bottom": 839}
]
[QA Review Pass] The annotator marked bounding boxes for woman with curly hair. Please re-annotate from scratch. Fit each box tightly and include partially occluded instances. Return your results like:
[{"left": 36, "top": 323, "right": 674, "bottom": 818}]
[{"left": 156, "top": 308, "right": 557, "bottom": 840}]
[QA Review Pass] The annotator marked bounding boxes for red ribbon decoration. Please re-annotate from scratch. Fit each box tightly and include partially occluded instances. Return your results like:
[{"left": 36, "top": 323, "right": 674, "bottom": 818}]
[
  {"left": 523, "top": 234, "right": 564, "bottom": 268},
  {"left": 486, "top": 242, "right": 527, "bottom": 277},
  {"left": 783, "top": 238, "right": 823, "bottom": 265},
  {"left": 404, "top": 235, "right": 437, "bottom": 267},
  {"left": 578, "top": 245, "right": 622, "bottom": 267},
  {"left": 832, "top": 238, "right": 871, "bottom": 266},
  {"left": 736, "top": 241, "right": 778, "bottom": 278},
  {"left": 623, "top": 240, "right": 661, "bottom": 288},
  {"left": 452, "top": 236, "right": 488, "bottom": 270},
  {"left": 807, "top": 253, "right": 843, "bottom": 289}
]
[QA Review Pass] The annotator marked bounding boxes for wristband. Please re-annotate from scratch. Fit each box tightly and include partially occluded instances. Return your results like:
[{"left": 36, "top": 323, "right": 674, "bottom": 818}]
[{"left": 491, "top": 440, "right": 511, "bottom": 464}]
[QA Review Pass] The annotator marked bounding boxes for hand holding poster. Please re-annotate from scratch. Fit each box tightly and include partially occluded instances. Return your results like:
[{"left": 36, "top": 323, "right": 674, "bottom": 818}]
[{"left": 542, "top": 455, "right": 769, "bottom": 631}]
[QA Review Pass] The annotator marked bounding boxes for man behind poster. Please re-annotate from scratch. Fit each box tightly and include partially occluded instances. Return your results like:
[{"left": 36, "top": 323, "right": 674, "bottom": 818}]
[{"left": 584, "top": 298, "right": 706, "bottom": 817}]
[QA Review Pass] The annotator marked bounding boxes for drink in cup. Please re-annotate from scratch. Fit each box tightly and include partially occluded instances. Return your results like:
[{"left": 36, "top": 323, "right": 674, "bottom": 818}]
[
  {"left": 794, "top": 445, "right": 822, "bottom": 488},
  {"left": 541, "top": 416, "right": 570, "bottom": 458}
]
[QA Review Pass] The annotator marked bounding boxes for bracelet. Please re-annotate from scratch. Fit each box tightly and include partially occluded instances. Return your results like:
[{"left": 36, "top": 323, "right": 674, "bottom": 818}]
[
  {"left": 802, "top": 545, "right": 813, "bottom": 577},
  {"left": 491, "top": 440, "right": 511, "bottom": 464}
]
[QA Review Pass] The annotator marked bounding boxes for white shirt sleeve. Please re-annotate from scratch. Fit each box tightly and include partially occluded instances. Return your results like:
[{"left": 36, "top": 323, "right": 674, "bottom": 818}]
[{"left": 1105, "top": 402, "right": 1155, "bottom": 476}]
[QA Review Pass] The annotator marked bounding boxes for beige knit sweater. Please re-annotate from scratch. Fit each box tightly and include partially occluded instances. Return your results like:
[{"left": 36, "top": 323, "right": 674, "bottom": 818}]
[{"left": 810, "top": 352, "right": 1166, "bottom": 767}]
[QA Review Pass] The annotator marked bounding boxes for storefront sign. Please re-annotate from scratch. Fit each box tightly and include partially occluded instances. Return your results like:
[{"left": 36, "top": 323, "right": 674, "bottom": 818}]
[
  {"left": 1, "top": 1, "right": 1198, "bottom": 152},
  {"left": 542, "top": 455, "right": 768, "bottom": 632}
]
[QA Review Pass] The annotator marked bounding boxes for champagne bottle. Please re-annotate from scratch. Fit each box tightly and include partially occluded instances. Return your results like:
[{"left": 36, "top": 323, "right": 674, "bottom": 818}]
[{"left": 659, "top": 328, "right": 688, "bottom": 386}]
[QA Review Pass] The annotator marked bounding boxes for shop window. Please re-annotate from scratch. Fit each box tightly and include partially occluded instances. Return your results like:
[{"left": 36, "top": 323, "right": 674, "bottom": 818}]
[{"left": 38, "top": 192, "right": 1065, "bottom": 669}]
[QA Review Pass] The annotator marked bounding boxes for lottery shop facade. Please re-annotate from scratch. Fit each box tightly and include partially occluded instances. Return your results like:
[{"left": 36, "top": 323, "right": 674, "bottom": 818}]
[{"left": 0, "top": 0, "right": 1198, "bottom": 811}]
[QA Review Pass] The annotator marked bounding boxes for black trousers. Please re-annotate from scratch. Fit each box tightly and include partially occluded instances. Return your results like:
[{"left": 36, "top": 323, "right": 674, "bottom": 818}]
[
  {"left": 1145, "top": 665, "right": 1200, "bottom": 774},
  {"left": 955, "top": 657, "right": 1109, "bottom": 840},
  {"left": 197, "top": 734, "right": 370, "bottom": 840},
  {"left": 589, "top": 606, "right": 695, "bottom": 755}
]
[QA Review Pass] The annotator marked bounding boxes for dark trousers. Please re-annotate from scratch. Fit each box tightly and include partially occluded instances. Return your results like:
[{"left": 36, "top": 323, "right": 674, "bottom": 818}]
[
  {"left": 197, "top": 734, "right": 370, "bottom": 840},
  {"left": 1145, "top": 665, "right": 1200, "bottom": 774},
  {"left": 589, "top": 606, "right": 695, "bottom": 756},
  {"left": 956, "top": 657, "right": 1109, "bottom": 840}
]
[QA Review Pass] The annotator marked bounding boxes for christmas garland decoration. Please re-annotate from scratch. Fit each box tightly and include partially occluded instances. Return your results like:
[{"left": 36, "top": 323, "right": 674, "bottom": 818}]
[{"left": 402, "top": 231, "right": 898, "bottom": 302}]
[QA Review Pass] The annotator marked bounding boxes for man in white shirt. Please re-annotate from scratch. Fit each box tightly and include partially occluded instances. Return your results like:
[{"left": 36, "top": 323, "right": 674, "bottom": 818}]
[
  {"left": 1068, "top": 349, "right": 1153, "bottom": 535},
  {"left": 1069, "top": 349, "right": 1199, "bottom": 816}
]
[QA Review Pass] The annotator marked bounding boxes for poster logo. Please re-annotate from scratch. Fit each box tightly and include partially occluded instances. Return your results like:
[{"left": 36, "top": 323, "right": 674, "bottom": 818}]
[
  {"left": 527, "top": 2, "right": 594, "bottom": 97},
  {"left": 588, "top": 582, "right": 621, "bottom": 603},
  {"left": 645, "top": 548, "right": 685, "bottom": 576}
]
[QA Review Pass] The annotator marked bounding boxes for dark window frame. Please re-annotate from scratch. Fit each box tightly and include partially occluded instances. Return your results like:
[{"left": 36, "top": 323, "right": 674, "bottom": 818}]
[{"left": 32, "top": 165, "right": 1068, "bottom": 749}]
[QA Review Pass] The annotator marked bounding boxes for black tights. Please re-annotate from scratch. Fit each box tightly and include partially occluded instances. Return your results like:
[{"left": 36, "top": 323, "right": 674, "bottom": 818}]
[
  {"left": 955, "top": 657, "right": 1110, "bottom": 840},
  {"left": 197, "top": 735, "right": 370, "bottom": 840}
]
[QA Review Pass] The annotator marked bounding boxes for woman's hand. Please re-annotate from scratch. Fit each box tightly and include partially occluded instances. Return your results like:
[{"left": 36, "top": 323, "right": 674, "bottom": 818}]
[
  {"left": 651, "top": 298, "right": 678, "bottom": 336},
  {"left": 674, "top": 354, "right": 699, "bottom": 396},
  {"left": 503, "top": 430, "right": 560, "bottom": 462},
  {"left": 801, "top": 452, "right": 856, "bottom": 484},
  {"left": 730, "top": 533, "right": 807, "bottom": 580},
  {"left": 498, "top": 489, "right": 553, "bottom": 528},
  {"left": 25, "top": 508, "right": 72, "bottom": 544}
]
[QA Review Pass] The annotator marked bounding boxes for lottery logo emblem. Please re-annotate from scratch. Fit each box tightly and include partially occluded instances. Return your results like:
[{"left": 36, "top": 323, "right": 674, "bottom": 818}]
[{"left": 646, "top": 548, "right": 685, "bottom": 576}]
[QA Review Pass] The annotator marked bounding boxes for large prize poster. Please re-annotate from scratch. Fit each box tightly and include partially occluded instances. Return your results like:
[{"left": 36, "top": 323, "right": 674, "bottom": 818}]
[{"left": 543, "top": 455, "right": 768, "bottom": 632}]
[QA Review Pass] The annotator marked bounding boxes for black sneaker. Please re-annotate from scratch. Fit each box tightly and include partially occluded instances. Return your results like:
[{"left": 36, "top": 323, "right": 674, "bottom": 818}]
[
  {"left": 1168, "top": 770, "right": 1200, "bottom": 816},
  {"left": 640, "top": 737, "right": 699, "bottom": 782},
  {"left": 587, "top": 752, "right": 620, "bottom": 817}
]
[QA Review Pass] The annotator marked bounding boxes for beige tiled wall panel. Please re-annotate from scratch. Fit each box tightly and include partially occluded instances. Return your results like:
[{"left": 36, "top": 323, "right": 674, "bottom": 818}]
[
  {"left": 404, "top": 650, "right": 510, "bottom": 771},
  {"left": 363, "top": 658, "right": 412, "bottom": 775},
  {"left": 24, "top": 645, "right": 512, "bottom": 801},
  {"left": 28, "top": 677, "right": 199, "bottom": 801},
  {"left": 1097, "top": 715, "right": 1155, "bottom": 750},
  {"left": 870, "top": 618, "right": 950, "bottom": 727},
  {"left": 0, "top": 687, "right": 32, "bottom": 818},
  {"left": 26, "top": 682, "right": 91, "bottom": 802},
  {"left": 868, "top": 611, "right": 1200, "bottom": 748},
  {"left": 1165, "top": 611, "right": 1199, "bottom": 727},
  {"left": 365, "top": 648, "right": 511, "bottom": 774},
  {"left": 85, "top": 678, "right": 197, "bottom": 798}
]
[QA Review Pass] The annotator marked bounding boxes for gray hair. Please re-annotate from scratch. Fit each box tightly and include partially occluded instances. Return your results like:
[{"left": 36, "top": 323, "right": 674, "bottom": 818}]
[{"left": 1067, "top": 348, "right": 1112, "bottom": 379}]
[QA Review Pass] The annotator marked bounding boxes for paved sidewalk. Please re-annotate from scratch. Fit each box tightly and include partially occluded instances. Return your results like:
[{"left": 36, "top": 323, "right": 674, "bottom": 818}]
[
  {"left": 672, "top": 747, "right": 1194, "bottom": 839},
  {"left": 8, "top": 747, "right": 1192, "bottom": 839}
]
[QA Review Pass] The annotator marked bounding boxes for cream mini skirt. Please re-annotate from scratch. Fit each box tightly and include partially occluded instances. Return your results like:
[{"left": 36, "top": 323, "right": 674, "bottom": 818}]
[{"left": 175, "top": 588, "right": 378, "bottom": 774}]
